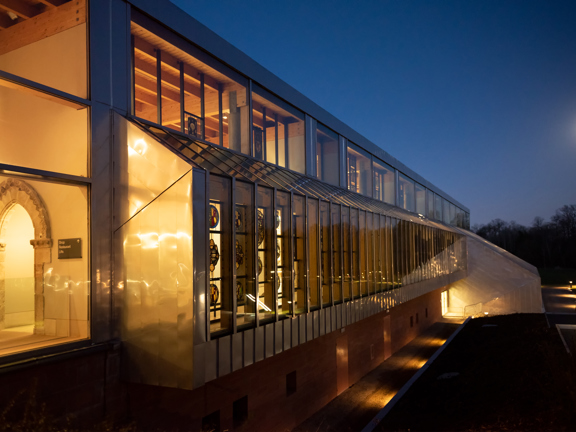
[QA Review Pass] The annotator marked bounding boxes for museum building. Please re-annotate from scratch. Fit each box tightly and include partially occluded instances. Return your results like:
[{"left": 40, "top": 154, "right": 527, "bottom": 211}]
[{"left": 0, "top": 1, "right": 542, "bottom": 430}]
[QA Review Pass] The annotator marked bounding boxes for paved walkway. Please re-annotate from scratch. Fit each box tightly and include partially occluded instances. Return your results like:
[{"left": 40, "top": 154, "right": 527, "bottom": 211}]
[
  {"left": 542, "top": 285, "right": 576, "bottom": 325},
  {"left": 292, "top": 319, "right": 462, "bottom": 432}
]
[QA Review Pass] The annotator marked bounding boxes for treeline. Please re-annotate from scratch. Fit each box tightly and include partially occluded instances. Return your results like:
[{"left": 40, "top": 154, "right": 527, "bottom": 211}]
[{"left": 472, "top": 204, "right": 576, "bottom": 269}]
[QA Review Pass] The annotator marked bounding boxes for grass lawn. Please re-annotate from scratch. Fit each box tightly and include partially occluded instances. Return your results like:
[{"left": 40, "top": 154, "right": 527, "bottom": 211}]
[
  {"left": 378, "top": 314, "right": 576, "bottom": 431},
  {"left": 539, "top": 268, "right": 576, "bottom": 286}
]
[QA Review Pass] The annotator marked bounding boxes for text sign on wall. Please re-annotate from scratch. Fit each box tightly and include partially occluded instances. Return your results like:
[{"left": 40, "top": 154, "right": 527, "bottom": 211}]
[{"left": 58, "top": 238, "right": 82, "bottom": 259}]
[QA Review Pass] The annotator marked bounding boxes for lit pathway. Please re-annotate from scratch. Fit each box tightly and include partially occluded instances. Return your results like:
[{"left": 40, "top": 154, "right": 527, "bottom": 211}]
[
  {"left": 292, "top": 320, "right": 462, "bottom": 432},
  {"left": 542, "top": 285, "right": 576, "bottom": 325}
]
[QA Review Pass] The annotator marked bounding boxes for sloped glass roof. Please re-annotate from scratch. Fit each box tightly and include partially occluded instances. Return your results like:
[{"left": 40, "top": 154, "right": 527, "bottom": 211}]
[{"left": 129, "top": 117, "right": 460, "bottom": 233}]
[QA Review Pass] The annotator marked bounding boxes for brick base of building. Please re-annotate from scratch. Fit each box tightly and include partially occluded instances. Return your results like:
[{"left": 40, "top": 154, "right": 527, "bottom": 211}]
[{"left": 126, "top": 287, "right": 444, "bottom": 432}]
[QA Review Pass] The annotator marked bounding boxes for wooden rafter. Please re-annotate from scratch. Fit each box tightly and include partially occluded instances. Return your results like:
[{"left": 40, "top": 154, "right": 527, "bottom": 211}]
[{"left": 37, "top": 0, "right": 66, "bottom": 8}]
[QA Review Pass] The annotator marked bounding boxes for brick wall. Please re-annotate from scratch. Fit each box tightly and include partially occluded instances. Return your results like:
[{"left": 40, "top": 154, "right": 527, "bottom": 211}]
[{"left": 127, "top": 286, "right": 444, "bottom": 431}]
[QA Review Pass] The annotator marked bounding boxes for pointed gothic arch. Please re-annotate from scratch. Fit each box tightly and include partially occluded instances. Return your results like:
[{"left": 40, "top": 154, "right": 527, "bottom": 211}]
[{"left": 0, "top": 178, "right": 52, "bottom": 334}]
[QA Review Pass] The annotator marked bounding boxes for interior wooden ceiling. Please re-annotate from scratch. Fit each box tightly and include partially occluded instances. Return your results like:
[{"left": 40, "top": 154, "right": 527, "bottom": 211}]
[{"left": 0, "top": 0, "right": 70, "bottom": 29}]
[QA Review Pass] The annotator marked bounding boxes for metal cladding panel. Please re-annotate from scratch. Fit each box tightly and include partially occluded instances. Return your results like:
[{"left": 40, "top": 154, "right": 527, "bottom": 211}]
[
  {"left": 205, "top": 339, "right": 217, "bottom": 382},
  {"left": 299, "top": 315, "right": 306, "bottom": 344},
  {"left": 283, "top": 319, "right": 291, "bottom": 351},
  {"left": 255, "top": 326, "right": 264, "bottom": 363},
  {"left": 314, "top": 310, "right": 320, "bottom": 338},
  {"left": 91, "top": 103, "right": 113, "bottom": 343},
  {"left": 244, "top": 329, "right": 254, "bottom": 367},
  {"left": 275, "top": 322, "right": 283, "bottom": 354},
  {"left": 320, "top": 308, "right": 326, "bottom": 336},
  {"left": 265, "top": 323, "right": 274, "bottom": 359},
  {"left": 232, "top": 332, "right": 243, "bottom": 372},
  {"left": 291, "top": 317, "right": 299, "bottom": 347},
  {"left": 193, "top": 170, "right": 207, "bottom": 345},
  {"left": 218, "top": 336, "right": 231, "bottom": 377},
  {"left": 192, "top": 343, "right": 205, "bottom": 389},
  {"left": 306, "top": 313, "right": 313, "bottom": 341},
  {"left": 334, "top": 305, "right": 339, "bottom": 330}
]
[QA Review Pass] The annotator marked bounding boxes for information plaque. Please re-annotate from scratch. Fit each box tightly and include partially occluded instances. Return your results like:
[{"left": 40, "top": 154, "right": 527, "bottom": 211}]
[{"left": 58, "top": 238, "right": 82, "bottom": 259}]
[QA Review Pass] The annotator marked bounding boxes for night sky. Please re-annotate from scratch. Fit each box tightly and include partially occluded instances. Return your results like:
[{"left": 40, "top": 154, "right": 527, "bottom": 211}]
[{"left": 172, "top": 0, "right": 576, "bottom": 227}]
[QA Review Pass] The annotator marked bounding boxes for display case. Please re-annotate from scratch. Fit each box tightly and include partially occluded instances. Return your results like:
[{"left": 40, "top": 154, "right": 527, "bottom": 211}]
[
  {"left": 257, "top": 186, "right": 276, "bottom": 323},
  {"left": 320, "top": 201, "right": 331, "bottom": 306},
  {"left": 209, "top": 175, "right": 232, "bottom": 336},
  {"left": 235, "top": 181, "right": 256, "bottom": 330}
]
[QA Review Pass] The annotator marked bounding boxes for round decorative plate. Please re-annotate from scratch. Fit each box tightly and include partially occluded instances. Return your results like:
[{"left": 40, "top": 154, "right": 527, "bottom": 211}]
[
  {"left": 209, "top": 204, "right": 220, "bottom": 229},
  {"left": 276, "top": 276, "right": 281, "bottom": 292},
  {"left": 209, "top": 238, "right": 220, "bottom": 272},
  {"left": 257, "top": 209, "right": 265, "bottom": 246},
  {"left": 210, "top": 283, "right": 219, "bottom": 304},
  {"left": 235, "top": 209, "right": 242, "bottom": 231},
  {"left": 257, "top": 255, "right": 263, "bottom": 276},
  {"left": 275, "top": 210, "right": 281, "bottom": 229},
  {"left": 236, "top": 240, "right": 244, "bottom": 269},
  {"left": 237, "top": 281, "right": 244, "bottom": 301},
  {"left": 276, "top": 242, "right": 281, "bottom": 260}
]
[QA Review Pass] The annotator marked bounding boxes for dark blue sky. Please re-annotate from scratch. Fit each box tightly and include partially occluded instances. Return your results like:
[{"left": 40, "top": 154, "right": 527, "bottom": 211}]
[{"left": 172, "top": 0, "right": 576, "bottom": 227}]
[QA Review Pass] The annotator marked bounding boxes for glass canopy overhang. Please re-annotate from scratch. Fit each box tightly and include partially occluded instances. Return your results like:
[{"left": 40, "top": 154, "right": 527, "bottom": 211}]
[{"left": 129, "top": 117, "right": 459, "bottom": 234}]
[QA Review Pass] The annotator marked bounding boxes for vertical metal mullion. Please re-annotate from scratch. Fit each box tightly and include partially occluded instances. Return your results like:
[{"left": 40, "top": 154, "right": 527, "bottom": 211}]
[
  {"left": 328, "top": 201, "right": 334, "bottom": 307},
  {"left": 200, "top": 73, "right": 205, "bottom": 140},
  {"left": 254, "top": 183, "right": 260, "bottom": 328},
  {"left": 248, "top": 81, "right": 253, "bottom": 157},
  {"left": 179, "top": 62, "right": 185, "bottom": 134},
  {"left": 273, "top": 187, "right": 279, "bottom": 321},
  {"left": 130, "top": 35, "right": 135, "bottom": 115},
  {"left": 218, "top": 84, "right": 223, "bottom": 147},
  {"left": 284, "top": 119, "right": 289, "bottom": 167},
  {"left": 289, "top": 191, "right": 295, "bottom": 316},
  {"left": 350, "top": 208, "right": 355, "bottom": 300},
  {"left": 156, "top": 49, "right": 162, "bottom": 125},
  {"left": 231, "top": 177, "right": 238, "bottom": 334},
  {"left": 274, "top": 113, "right": 279, "bottom": 165},
  {"left": 339, "top": 204, "right": 344, "bottom": 304},
  {"left": 317, "top": 200, "right": 321, "bottom": 308},
  {"left": 262, "top": 107, "right": 267, "bottom": 161},
  {"left": 305, "top": 195, "right": 310, "bottom": 313},
  {"left": 205, "top": 171, "right": 211, "bottom": 342}
]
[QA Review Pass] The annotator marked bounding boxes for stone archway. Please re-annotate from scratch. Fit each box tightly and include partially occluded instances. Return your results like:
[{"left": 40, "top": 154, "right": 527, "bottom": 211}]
[{"left": 0, "top": 178, "right": 52, "bottom": 335}]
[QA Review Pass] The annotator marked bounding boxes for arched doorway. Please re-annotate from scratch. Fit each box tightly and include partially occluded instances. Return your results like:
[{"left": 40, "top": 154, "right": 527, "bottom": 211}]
[
  {"left": 2, "top": 204, "right": 35, "bottom": 333},
  {"left": 0, "top": 178, "right": 52, "bottom": 335}
]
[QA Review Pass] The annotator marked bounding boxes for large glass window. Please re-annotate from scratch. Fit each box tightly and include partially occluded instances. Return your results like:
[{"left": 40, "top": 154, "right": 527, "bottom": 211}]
[
  {"left": 331, "top": 204, "right": 342, "bottom": 303},
  {"left": 0, "top": 1, "right": 88, "bottom": 98},
  {"left": 443, "top": 199, "right": 450, "bottom": 224},
  {"left": 342, "top": 206, "right": 351, "bottom": 301},
  {"left": 426, "top": 189, "right": 435, "bottom": 219},
  {"left": 276, "top": 191, "right": 292, "bottom": 317},
  {"left": 293, "top": 195, "right": 306, "bottom": 314},
  {"left": 347, "top": 143, "right": 372, "bottom": 196},
  {"left": 351, "top": 208, "right": 360, "bottom": 298},
  {"left": 320, "top": 201, "right": 331, "bottom": 306},
  {"left": 434, "top": 194, "right": 443, "bottom": 221},
  {"left": 0, "top": 175, "right": 90, "bottom": 356},
  {"left": 252, "top": 84, "right": 305, "bottom": 173},
  {"left": 415, "top": 183, "right": 426, "bottom": 215},
  {"left": 132, "top": 20, "right": 249, "bottom": 150},
  {"left": 398, "top": 174, "right": 415, "bottom": 213},
  {"left": 316, "top": 123, "right": 339, "bottom": 185},
  {"left": 0, "top": 79, "right": 88, "bottom": 177},
  {"left": 308, "top": 198, "right": 320, "bottom": 310},
  {"left": 373, "top": 160, "right": 395, "bottom": 205}
]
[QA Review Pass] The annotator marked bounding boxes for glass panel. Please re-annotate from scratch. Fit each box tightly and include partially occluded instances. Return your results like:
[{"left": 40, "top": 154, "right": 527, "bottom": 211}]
[
  {"left": 426, "top": 189, "right": 435, "bottom": 219},
  {"left": 209, "top": 176, "right": 232, "bottom": 336},
  {"left": 257, "top": 186, "right": 276, "bottom": 323},
  {"left": 320, "top": 201, "right": 331, "bottom": 306},
  {"left": 367, "top": 212, "right": 374, "bottom": 295},
  {"left": 415, "top": 183, "right": 426, "bottom": 215},
  {"left": 434, "top": 194, "right": 443, "bottom": 221},
  {"left": 252, "top": 84, "right": 305, "bottom": 173},
  {"left": 331, "top": 204, "right": 342, "bottom": 303},
  {"left": 316, "top": 123, "right": 339, "bottom": 185},
  {"left": 308, "top": 198, "right": 320, "bottom": 310},
  {"left": 293, "top": 195, "right": 306, "bottom": 314},
  {"left": 0, "top": 3, "right": 87, "bottom": 98},
  {"left": 443, "top": 199, "right": 450, "bottom": 224},
  {"left": 373, "top": 160, "right": 395, "bottom": 205},
  {"left": 132, "top": 21, "right": 249, "bottom": 150},
  {"left": 351, "top": 208, "right": 360, "bottom": 297},
  {"left": 342, "top": 206, "right": 351, "bottom": 301},
  {"left": 276, "top": 191, "right": 292, "bottom": 317},
  {"left": 359, "top": 210, "right": 367, "bottom": 296},
  {"left": 374, "top": 213, "right": 382, "bottom": 293},
  {"left": 235, "top": 181, "right": 256, "bottom": 330},
  {"left": 0, "top": 79, "right": 88, "bottom": 177},
  {"left": 450, "top": 203, "right": 456, "bottom": 226},
  {"left": 0, "top": 175, "right": 89, "bottom": 356},
  {"left": 391, "top": 218, "right": 400, "bottom": 288},
  {"left": 347, "top": 143, "right": 372, "bottom": 196},
  {"left": 398, "top": 173, "right": 415, "bottom": 212}
]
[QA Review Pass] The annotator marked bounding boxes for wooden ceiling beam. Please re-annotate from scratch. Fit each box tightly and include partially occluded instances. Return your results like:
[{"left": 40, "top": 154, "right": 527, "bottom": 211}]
[
  {"left": 0, "top": 0, "right": 86, "bottom": 56},
  {"left": 0, "top": 0, "right": 41, "bottom": 19},
  {"left": 37, "top": 0, "right": 67, "bottom": 8},
  {"left": 0, "top": 11, "right": 22, "bottom": 28}
]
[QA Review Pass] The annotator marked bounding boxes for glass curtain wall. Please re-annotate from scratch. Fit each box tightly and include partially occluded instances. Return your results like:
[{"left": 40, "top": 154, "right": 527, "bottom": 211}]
[
  {"left": 347, "top": 143, "right": 372, "bottom": 196},
  {"left": 276, "top": 190, "right": 292, "bottom": 317},
  {"left": 426, "top": 190, "right": 435, "bottom": 219},
  {"left": 316, "top": 123, "right": 339, "bottom": 185},
  {"left": 398, "top": 174, "right": 415, "bottom": 213},
  {"left": 257, "top": 186, "right": 276, "bottom": 323},
  {"left": 373, "top": 160, "right": 395, "bottom": 205},
  {"left": 320, "top": 201, "right": 332, "bottom": 306},
  {"left": 415, "top": 183, "right": 426, "bottom": 215}
]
